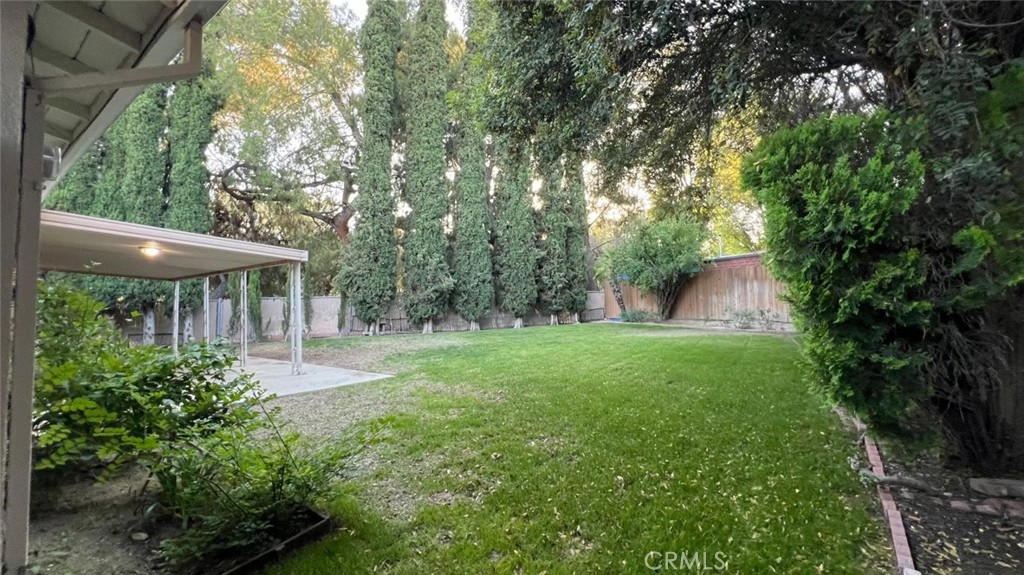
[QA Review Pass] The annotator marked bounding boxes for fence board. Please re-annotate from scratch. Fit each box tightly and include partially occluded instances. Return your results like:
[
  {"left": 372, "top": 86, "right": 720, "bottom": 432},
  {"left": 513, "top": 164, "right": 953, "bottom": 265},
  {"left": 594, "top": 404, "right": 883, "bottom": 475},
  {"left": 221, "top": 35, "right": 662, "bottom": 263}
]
[{"left": 603, "top": 253, "right": 792, "bottom": 326}]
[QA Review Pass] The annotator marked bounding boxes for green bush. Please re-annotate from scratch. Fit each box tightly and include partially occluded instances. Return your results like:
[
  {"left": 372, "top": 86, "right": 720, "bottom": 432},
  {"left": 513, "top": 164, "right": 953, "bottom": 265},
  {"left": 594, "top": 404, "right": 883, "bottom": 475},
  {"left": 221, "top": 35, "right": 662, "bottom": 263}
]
[
  {"left": 35, "top": 280, "right": 353, "bottom": 568},
  {"left": 35, "top": 280, "right": 264, "bottom": 474},
  {"left": 743, "top": 112, "right": 931, "bottom": 434},
  {"left": 619, "top": 309, "right": 660, "bottom": 323},
  {"left": 155, "top": 419, "right": 352, "bottom": 569},
  {"left": 728, "top": 308, "right": 757, "bottom": 329},
  {"left": 34, "top": 280, "right": 262, "bottom": 477},
  {"left": 598, "top": 215, "right": 708, "bottom": 319}
]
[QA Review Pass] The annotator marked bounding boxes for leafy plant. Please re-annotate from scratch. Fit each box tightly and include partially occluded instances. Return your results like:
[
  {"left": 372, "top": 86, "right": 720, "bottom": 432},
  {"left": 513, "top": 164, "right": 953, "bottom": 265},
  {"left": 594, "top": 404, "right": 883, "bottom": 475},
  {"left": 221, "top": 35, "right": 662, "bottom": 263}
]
[
  {"left": 728, "top": 308, "right": 757, "bottom": 330},
  {"left": 36, "top": 280, "right": 355, "bottom": 569},
  {"left": 743, "top": 112, "right": 932, "bottom": 435},
  {"left": 620, "top": 309, "right": 659, "bottom": 323},
  {"left": 757, "top": 309, "right": 780, "bottom": 331},
  {"left": 34, "top": 280, "right": 262, "bottom": 478},
  {"left": 154, "top": 414, "right": 354, "bottom": 569},
  {"left": 598, "top": 215, "right": 708, "bottom": 319}
]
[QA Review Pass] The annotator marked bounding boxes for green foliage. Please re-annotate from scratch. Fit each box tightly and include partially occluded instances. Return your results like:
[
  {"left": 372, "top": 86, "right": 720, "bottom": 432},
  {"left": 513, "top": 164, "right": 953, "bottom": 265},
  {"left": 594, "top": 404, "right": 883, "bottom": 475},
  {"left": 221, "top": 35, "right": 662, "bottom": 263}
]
[
  {"left": 534, "top": 145, "right": 590, "bottom": 319},
  {"left": 452, "top": 123, "right": 494, "bottom": 323},
  {"left": 727, "top": 308, "right": 756, "bottom": 330},
  {"left": 34, "top": 280, "right": 261, "bottom": 477},
  {"left": 619, "top": 309, "right": 658, "bottom": 323},
  {"left": 561, "top": 156, "right": 589, "bottom": 314},
  {"left": 339, "top": 0, "right": 400, "bottom": 325},
  {"left": 167, "top": 66, "right": 221, "bottom": 311},
  {"left": 228, "top": 270, "right": 263, "bottom": 341},
  {"left": 403, "top": 0, "right": 455, "bottom": 327},
  {"left": 535, "top": 144, "right": 568, "bottom": 316},
  {"left": 743, "top": 112, "right": 932, "bottom": 433},
  {"left": 599, "top": 215, "right": 708, "bottom": 319},
  {"left": 36, "top": 280, "right": 351, "bottom": 569},
  {"left": 155, "top": 421, "right": 352, "bottom": 569},
  {"left": 43, "top": 143, "right": 102, "bottom": 215},
  {"left": 493, "top": 142, "right": 538, "bottom": 319},
  {"left": 747, "top": 58, "right": 1024, "bottom": 471},
  {"left": 120, "top": 85, "right": 175, "bottom": 312}
]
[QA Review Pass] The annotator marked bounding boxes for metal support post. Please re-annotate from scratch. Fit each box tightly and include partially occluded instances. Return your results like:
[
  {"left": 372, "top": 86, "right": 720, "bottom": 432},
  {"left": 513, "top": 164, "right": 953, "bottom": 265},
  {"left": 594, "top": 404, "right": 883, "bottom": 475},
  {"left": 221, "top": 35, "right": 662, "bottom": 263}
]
[{"left": 172, "top": 280, "right": 180, "bottom": 353}]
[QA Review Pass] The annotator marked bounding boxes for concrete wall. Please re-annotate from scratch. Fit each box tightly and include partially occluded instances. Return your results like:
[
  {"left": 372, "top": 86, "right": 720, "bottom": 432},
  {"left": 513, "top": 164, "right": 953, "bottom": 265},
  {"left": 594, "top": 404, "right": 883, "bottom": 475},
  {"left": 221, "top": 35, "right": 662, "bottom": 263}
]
[
  {"left": 123, "top": 302, "right": 231, "bottom": 346},
  {"left": 129, "top": 291, "right": 607, "bottom": 344}
]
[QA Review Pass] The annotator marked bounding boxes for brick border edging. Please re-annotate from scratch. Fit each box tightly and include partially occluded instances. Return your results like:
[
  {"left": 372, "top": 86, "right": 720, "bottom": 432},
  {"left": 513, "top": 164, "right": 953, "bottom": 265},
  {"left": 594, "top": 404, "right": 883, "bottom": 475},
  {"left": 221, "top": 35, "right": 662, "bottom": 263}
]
[{"left": 863, "top": 435, "right": 921, "bottom": 575}]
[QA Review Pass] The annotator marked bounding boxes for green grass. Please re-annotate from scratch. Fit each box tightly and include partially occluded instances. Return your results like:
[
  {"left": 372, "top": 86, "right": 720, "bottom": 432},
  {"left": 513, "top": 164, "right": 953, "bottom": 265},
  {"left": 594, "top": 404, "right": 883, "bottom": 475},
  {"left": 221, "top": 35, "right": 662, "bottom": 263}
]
[{"left": 266, "top": 323, "right": 888, "bottom": 574}]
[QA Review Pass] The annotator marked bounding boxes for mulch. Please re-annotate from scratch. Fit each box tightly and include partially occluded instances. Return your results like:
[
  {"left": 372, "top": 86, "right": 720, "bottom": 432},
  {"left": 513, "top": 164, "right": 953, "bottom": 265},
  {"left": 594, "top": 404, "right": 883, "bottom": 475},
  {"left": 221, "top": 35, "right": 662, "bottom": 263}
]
[{"left": 882, "top": 453, "right": 1023, "bottom": 574}]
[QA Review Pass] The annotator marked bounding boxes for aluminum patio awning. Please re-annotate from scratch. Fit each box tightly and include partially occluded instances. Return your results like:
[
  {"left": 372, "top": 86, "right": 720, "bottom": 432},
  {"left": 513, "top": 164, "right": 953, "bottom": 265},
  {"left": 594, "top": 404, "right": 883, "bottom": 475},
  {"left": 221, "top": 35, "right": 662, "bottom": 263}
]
[{"left": 40, "top": 209, "right": 308, "bottom": 280}]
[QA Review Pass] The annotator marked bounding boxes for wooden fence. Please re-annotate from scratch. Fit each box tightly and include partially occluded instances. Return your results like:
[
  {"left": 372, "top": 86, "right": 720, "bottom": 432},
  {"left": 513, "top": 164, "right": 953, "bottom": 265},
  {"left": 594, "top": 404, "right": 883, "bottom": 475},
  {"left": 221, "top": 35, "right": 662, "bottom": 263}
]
[{"left": 603, "top": 253, "right": 792, "bottom": 327}]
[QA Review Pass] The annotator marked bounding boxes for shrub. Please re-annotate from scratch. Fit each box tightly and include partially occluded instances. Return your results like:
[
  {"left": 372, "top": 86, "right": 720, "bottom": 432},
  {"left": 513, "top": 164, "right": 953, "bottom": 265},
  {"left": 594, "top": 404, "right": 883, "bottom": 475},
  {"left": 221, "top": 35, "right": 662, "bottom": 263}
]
[
  {"left": 745, "top": 82, "right": 1024, "bottom": 474},
  {"left": 728, "top": 308, "right": 757, "bottom": 329},
  {"left": 598, "top": 215, "right": 708, "bottom": 319},
  {"left": 35, "top": 279, "right": 353, "bottom": 568},
  {"left": 743, "top": 112, "right": 931, "bottom": 434},
  {"left": 620, "top": 309, "right": 660, "bottom": 323},
  {"left": 154, "top": 417, "right": 353, "bottom": 569},
  {"left": 34, "top": 280, "right": 262, "bottom": 477}
]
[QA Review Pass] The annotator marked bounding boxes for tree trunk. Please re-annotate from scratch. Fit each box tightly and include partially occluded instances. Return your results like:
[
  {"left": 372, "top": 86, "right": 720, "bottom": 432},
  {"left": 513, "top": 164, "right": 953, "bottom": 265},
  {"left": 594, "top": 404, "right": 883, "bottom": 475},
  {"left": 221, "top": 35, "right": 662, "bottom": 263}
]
[
  {"left": 513, "top": 317, "right": 523, "bottom": 329},
  {"left": 550, "top": 314, "right": 558, "bottom": 326},
  {"left": 183, "top": 312, "right": 194, "bottom": 343},
  {"left": 422, "top": 318, "right": 434, "bottom": 334},
  {"left": 142, "top": 308, "right": 156, "bottom": 345},
  {"left": 469, "top": 320, "right": 480, "bottom": 332},
  {"left": 610, "top": 280, "right": 626, "bottom": 316},
  {"left": 572, "top": 312, "right": 580, "bottom": 324},
  {"left": 983, "top": 301, "right": 1024, "bottom": 472}
]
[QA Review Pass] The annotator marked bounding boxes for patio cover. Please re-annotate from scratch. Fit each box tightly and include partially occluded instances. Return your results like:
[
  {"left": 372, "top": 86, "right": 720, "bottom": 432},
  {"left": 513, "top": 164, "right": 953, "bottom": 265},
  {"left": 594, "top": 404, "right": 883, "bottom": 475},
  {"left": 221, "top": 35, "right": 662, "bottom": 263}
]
[{"left": 40, "top": 209, "right": 307, "bottom": 280}]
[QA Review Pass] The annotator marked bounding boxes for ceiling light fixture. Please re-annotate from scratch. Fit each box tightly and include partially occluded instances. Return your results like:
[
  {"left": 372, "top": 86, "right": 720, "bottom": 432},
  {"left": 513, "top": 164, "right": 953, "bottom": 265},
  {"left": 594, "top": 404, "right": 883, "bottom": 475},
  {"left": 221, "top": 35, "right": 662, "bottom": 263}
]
[{"left": 139, "top": 245, "right": 161, "bottom": 258}]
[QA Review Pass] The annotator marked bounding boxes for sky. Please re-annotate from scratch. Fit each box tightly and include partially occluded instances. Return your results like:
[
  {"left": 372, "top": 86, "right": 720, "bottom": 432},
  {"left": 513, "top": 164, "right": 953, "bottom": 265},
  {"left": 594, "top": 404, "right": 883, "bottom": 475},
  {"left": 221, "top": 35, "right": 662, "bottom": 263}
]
[{"left": 331, "top": 0, "right": 466, "bottom": 34}]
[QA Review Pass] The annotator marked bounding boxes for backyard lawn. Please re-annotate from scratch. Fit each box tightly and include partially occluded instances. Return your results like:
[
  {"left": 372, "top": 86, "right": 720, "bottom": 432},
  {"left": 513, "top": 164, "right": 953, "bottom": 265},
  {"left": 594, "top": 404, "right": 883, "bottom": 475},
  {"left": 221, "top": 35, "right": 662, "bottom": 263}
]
[{"left": 255, "top": 323, "right": 890, "bottom": 574}]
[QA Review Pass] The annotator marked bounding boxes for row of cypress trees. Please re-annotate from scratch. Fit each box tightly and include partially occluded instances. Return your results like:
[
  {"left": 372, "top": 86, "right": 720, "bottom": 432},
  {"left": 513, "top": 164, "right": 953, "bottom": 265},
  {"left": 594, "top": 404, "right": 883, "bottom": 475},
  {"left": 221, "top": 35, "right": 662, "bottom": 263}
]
[
  {"left": 46, "top": 71, "right": 221, "bottom": 343},
  {"left": 340, "top": 0, "right": 589, "bottom": 333}
]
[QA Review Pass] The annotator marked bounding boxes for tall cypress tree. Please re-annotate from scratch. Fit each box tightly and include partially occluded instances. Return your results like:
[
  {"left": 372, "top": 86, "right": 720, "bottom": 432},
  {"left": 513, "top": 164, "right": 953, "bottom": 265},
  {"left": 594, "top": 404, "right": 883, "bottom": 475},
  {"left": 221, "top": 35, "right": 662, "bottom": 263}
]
[
  {"left": 560, "top": 153, "right": 589, "bottom": 321},
  {"left": 535, "top": 138, "right": 569, "bottom": 324},
  {"left": 452, "top": 122, "right": 493, "bottom": 330},
  {"left": 120, "top": 84, "right": 172, "bottom": 343},
  {"left": 44, "top": 144, "right": 101, "bottom": 215},
  {"left": 168, "top": 66, "right": 221, "bottom": 341},
  {"left": 46, "top": 119, "right": 132, "bottom": 307},
  {"left": 494, "top": 141, "right": 537, "bottom": 328},
  {"left": 338, "top": 0, "right": 401, "bottom": 333},
  {"left": 403, "top": 0, "right": 454, "bottom": 333}
]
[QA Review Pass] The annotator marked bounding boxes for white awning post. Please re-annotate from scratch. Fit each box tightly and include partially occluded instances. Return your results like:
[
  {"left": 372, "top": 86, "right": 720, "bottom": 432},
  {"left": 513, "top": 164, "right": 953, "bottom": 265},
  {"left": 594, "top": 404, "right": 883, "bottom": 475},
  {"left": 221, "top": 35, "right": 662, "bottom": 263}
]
[
  {"left": 239, "top": 271, "right": 248, "bottom": 367},
  {"left": 203, "top": 276, "right": 210, "bottom": 342},
  {"left": 291, "top": 262, "right": 303, "bottom": 375},
  {"left": 172, "top": 280, "right": 180, "bottom": 354},
  {"left": 4, "top": 85, "right": 46, "bottom": 574}
]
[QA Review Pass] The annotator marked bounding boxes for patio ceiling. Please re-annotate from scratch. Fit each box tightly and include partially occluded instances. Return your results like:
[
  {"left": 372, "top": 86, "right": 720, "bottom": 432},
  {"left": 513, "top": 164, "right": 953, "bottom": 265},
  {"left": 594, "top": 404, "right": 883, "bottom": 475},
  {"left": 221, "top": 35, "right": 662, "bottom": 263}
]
[
  {"left": 40, "top": 209, "right": 308, "bottom": 281},
  {"left": 25, "top": 0, "right": 228, "bottom": 195}
]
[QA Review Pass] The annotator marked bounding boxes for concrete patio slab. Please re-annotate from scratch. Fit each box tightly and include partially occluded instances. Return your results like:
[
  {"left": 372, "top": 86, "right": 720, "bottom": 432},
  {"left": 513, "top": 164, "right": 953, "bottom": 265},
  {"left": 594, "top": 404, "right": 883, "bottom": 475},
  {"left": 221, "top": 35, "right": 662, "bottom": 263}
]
[{"left": 242, "top": 357, "right": 390, "bottom": 398}]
